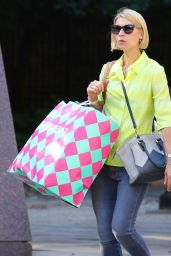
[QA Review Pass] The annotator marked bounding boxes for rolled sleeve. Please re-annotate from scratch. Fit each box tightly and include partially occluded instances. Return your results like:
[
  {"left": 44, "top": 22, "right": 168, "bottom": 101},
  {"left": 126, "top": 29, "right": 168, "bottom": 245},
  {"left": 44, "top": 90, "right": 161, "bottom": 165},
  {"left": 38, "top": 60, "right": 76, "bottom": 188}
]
[{"left": 152, "top": 66, "right": 171, "bottom": 130}]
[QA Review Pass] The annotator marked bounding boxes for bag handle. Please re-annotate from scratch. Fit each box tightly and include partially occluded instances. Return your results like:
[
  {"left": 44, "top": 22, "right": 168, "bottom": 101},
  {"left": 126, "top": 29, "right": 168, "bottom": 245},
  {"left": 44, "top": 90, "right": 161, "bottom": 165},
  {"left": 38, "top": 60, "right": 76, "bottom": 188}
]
[
  {"left": 102, "top": 61, "right": 115, "bottom": 102},
  {"left": 138, "top": 138, "right": 166, "bottom": 168},
  {"left": 78, "top": 62, "right": 114, "bottom": 107}
]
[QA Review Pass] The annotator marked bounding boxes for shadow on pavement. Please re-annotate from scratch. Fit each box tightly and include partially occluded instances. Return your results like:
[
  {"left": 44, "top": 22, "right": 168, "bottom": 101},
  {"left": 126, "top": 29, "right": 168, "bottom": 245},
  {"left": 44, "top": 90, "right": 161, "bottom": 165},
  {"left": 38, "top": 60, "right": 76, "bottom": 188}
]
[{"left": 0, "top": 242, "right": 32, "bottom": 256}]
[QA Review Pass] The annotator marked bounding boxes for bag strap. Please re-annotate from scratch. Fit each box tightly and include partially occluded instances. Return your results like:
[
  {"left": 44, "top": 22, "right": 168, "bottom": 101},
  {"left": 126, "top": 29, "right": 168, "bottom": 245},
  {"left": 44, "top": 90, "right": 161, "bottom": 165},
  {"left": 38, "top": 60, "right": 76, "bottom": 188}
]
[
  {"left": 121, "top": 81, "right": 140, "bottom": 138},
  {"left": 121, "top": 82, "right": 158, "bottom": 136},
  {"left": 102, "top": 61, "right": 115, "bottom": 102},
  {"left": 121, "top": 82, "right": 166, "bottom": 163}
]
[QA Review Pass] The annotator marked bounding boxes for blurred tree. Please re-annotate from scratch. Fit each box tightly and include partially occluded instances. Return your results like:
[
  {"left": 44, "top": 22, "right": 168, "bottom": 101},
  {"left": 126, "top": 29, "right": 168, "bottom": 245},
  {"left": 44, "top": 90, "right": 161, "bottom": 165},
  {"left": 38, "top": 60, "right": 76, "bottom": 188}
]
[
  {"left": 0, "top": 0, "right": 171, "bottom": 24},
  {"left": 0, "top": 0, "right": 170, "bottom": 111},
  {"left": 0, "top": 0, "right": 170, "bottom": 148}
]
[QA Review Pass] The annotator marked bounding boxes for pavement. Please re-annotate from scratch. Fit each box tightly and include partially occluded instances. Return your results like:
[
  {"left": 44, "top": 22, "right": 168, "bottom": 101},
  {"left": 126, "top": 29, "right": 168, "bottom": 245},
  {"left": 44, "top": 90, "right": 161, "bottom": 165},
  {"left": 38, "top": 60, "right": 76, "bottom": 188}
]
[{"left": 24, "top": 186, "right": 171, "bottom": 256}]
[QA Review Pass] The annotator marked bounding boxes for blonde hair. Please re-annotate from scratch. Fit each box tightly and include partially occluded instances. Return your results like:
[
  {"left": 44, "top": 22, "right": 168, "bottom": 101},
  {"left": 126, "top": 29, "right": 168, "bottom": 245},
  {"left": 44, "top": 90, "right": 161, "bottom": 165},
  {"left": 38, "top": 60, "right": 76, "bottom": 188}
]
[{"left": 111, "top": 8, "right": 149, "bottom": 51}]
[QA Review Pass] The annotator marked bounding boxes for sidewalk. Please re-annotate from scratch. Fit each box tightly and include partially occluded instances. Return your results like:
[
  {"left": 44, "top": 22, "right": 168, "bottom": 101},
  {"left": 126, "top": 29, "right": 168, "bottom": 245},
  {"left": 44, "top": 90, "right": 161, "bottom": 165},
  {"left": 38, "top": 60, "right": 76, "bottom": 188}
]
[{"left": 26, "top": 187, "right": 171, "bottom": 256}]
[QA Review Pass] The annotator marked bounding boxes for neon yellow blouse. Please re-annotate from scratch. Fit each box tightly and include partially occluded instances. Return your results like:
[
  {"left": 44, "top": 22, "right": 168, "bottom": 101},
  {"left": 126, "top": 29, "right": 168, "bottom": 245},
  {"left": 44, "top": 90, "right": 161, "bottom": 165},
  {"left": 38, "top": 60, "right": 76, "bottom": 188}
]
[{"left": 98, "top": 51, "right": 171, "bottom": 166}]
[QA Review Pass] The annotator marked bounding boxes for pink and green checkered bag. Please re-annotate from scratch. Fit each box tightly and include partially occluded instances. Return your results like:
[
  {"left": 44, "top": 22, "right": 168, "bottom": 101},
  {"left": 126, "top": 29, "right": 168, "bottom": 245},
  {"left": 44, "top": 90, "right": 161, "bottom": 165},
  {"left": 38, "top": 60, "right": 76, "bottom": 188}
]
[{"left": 8, "top": 101, "right": 119, "bottom": 207}]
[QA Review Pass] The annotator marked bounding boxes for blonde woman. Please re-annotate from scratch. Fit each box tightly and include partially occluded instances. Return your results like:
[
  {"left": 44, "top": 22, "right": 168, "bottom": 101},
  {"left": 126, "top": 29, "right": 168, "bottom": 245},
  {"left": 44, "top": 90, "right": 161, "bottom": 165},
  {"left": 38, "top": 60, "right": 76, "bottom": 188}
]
[{"left": 87, "top": 7, "right": 171, "bottom": 256}]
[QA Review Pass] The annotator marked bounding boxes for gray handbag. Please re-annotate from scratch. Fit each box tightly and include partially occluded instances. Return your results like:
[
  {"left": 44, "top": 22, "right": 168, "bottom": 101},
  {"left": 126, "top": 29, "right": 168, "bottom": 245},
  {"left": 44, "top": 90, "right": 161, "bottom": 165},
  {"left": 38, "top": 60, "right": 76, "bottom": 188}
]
[{"left": 116, "top": 82, "right": 167, "bottom": 184}]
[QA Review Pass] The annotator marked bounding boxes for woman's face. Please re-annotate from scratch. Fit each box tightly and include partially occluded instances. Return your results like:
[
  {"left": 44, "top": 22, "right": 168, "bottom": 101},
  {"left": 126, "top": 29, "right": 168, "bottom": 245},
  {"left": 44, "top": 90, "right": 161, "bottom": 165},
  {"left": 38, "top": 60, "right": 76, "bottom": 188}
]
[{"left": 114, "top": 17, "right": 142, "bottom": 52}]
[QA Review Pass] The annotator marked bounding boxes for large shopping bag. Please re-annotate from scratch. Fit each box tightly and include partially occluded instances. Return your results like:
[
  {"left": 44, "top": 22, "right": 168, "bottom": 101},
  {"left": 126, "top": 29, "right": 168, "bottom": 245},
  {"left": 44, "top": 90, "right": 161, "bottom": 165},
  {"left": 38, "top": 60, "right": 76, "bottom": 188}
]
[{"left": 8, "top": 101, "right": 119, "bottom": 207}]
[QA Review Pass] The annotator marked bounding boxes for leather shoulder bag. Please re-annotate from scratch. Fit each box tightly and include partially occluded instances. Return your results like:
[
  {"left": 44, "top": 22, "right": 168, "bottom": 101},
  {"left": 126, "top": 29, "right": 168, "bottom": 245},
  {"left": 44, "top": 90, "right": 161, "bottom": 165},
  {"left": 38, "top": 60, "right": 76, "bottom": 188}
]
[{"left": 116, "top": 82, "right": 167, "bottom": 184}]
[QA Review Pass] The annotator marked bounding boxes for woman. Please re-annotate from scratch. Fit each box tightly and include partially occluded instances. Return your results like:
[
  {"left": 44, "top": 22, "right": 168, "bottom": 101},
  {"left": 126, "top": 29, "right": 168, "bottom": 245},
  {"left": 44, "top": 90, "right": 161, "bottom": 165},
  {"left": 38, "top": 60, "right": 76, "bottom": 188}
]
[{"left": 87, "top": 7, "right": 171, "bottom": 256}]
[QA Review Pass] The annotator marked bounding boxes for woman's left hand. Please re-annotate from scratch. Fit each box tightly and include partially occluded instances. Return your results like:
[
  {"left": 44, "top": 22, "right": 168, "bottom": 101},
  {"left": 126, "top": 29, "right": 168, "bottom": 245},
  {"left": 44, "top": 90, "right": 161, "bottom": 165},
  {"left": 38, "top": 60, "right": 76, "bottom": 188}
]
[
  {"left": 164, "top": 164, "right": 171, "bottom": 192},
  {"left": 162, "top": 128, "right": 171, "bottom": 192}
]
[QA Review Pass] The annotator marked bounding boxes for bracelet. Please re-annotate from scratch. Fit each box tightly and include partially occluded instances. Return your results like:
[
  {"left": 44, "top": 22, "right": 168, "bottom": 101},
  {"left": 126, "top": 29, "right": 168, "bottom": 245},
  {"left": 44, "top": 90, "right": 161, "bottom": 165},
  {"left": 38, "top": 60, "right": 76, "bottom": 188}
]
[
  {"left": 167, "top": 154, "right": 171, "bottom": 158},
  {"left": 88, "top": 98, "right": 99, "bottom": 105}
]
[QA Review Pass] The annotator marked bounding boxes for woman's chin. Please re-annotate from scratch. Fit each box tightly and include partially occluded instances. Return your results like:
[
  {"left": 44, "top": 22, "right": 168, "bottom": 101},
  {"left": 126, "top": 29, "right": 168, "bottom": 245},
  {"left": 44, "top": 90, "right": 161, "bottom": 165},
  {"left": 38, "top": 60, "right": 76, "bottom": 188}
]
[{"left": 118, "top": 46, "right": 126, "bottom": 51}]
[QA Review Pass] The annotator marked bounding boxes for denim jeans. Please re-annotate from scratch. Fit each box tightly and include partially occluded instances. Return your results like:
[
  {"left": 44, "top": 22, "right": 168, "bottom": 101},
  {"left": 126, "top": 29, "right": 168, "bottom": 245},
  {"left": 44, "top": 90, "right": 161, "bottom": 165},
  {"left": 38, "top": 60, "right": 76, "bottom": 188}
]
[{"left": 91, "top": 165, "right": 151, "bottom": 256}]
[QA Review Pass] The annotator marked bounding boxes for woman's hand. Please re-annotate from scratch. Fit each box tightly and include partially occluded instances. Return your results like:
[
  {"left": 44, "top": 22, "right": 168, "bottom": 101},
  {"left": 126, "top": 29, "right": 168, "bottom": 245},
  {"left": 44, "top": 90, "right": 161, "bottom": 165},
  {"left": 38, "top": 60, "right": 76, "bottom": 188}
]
[
  {"left": 87, "top": 80, "right": 104, "bottom": 102},
  {"left": 162, "top": 127, "right": 171, "bottom": 192},
  {"left": 164, "top": 163, "right": 171, "bottom": 192}
]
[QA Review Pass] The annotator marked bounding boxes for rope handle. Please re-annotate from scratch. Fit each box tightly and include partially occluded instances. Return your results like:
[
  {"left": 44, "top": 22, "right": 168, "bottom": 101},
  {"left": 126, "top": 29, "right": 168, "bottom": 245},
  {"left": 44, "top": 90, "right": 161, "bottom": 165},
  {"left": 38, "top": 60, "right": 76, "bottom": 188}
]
[{"left": 102, "top": 61, "right": 115, "bottom": 102}]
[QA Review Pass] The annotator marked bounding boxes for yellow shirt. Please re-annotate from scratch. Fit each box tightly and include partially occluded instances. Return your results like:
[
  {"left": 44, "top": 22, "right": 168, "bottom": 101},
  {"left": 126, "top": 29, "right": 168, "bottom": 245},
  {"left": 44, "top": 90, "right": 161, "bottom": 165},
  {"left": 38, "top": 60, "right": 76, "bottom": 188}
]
[{"left": 98, "top": 51, "right": 171, "bottom": 166}]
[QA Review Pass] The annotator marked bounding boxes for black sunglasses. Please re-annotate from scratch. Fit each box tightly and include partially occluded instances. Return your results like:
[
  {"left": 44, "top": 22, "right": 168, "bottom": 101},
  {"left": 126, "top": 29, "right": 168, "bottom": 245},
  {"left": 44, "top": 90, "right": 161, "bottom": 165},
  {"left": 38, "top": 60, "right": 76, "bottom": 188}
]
[{"left": 111, "top": 24, "right": 135, "bottom": 35}]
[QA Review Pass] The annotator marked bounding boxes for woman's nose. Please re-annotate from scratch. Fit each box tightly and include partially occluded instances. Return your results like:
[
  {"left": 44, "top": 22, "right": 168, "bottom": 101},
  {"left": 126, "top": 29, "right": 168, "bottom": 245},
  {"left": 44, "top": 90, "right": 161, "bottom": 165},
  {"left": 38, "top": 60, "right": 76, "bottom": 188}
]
[{"left": 118, "top": 28, "right": 125, "bottom": 35}]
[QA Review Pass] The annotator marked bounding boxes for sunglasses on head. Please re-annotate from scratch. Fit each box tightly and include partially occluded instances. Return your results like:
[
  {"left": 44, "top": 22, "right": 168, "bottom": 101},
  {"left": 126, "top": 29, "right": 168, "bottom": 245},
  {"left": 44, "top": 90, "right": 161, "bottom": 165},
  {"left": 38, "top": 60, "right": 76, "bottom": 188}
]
[{"left": 111, "top": 24, "right": 135, "bottom": 35}]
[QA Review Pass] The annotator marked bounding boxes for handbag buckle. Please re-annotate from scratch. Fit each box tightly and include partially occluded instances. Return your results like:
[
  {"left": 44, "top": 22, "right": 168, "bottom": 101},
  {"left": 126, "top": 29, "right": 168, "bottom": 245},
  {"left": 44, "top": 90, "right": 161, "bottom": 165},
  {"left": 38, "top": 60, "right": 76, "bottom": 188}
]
[
  {"left": 155, "top": 138, "right": 163, "bottom": 151},
  {"left": 138, "top": 139, "right": 146, "bottom": 152}
]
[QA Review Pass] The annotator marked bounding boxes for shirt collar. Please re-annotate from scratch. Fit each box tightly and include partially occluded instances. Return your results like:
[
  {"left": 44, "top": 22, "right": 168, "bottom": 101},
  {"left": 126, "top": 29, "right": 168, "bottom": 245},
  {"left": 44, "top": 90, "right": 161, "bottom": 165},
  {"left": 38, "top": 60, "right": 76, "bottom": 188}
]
[
  {"left": 110, "top": 50, "right": 149, "bottom": 77},
  {"left": 130, "top": 51, "right": 149, "bottom": 74}
]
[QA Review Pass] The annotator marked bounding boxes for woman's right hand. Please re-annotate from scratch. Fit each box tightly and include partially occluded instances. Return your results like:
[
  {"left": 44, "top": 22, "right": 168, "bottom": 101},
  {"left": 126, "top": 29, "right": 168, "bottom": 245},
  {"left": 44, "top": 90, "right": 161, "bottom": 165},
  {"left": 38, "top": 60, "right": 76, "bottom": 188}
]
[{"left": 87, "top": 80, "right": 104, "bottom": 102}]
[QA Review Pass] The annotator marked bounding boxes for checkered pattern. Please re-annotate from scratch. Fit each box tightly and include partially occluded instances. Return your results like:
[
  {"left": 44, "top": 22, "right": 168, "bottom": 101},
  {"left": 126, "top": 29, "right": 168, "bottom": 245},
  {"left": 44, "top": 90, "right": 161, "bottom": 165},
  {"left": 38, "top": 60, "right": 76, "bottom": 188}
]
[{"left": 8, "top": 101, "right": 119, "bottom": 207}]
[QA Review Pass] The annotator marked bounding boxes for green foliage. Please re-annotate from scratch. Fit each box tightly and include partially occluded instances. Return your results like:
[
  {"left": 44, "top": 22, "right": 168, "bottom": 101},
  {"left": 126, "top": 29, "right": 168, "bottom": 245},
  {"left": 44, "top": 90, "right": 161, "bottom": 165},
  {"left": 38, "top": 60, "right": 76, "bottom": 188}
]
[
  {"left": 0, "top": 0, "right": 56, "bottom": 24},
  {"left": 0, "top": 0, "right": 171, "bottom": 24},
  {"left": 54, "top": 0, "right": 171, "bottom": 14},
  {"left": 54, "top": 0, "right": 152, "bottom": 15}
]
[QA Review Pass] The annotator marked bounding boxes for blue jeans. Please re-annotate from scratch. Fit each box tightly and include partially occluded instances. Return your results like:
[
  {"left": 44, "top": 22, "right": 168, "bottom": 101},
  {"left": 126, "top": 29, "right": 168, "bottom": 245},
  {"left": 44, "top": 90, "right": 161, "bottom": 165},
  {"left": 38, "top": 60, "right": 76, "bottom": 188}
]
[{"left": 91, "top": 165, "right": 151, "bottom": 256}]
